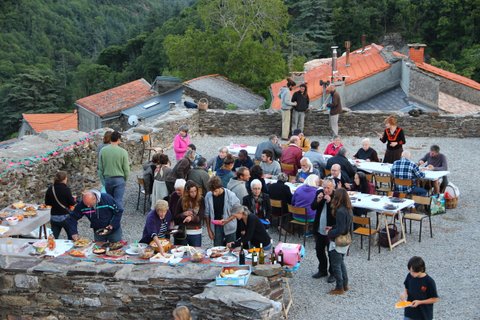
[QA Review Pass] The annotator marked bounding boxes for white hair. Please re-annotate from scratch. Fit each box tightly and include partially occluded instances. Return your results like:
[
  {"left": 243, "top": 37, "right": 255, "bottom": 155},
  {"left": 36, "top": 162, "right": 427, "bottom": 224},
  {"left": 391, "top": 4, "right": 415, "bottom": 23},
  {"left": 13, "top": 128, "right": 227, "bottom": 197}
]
[
  {"left": 251, "top": 179, "right": 262, "bottom": 188},
  {"left": 304, "top": 174, "right": 320, "bottom": 187},
  {"left": 300, "top": 157, "right": 313, "bottom": 173},
  {"left": 174, "top": 179, "right": 186, "bottom": 189},
  {"left": 362, "top": 138, "right": 370, "bottom": 145}
]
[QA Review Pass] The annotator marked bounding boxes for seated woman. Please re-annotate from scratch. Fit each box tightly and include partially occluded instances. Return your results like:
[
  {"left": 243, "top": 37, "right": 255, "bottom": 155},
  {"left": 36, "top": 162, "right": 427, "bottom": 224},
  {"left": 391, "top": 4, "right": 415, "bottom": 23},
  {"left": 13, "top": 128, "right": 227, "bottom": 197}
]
[
  {"left": 350, "top": 172, "right": 375, "bottom": 217},
  {"left": 233, "top": 149, "right": 254, "bottom": 171},
  {"left": 292, "top": 174, "right": 320, "bottom": 222},
  {"left": 246, "top": 165, "right": 268, "bottom": 195},
  {"left": 296, "top": 157, "right": 321, "bottom": 183},
  {"left": 140, "top": 200, "right": 173, "bottom": 253},
  {"left": 216, "top": 154, "right": 235, "bottom": 187},
  {"left": 242, "top": 179, "right": 272, "bottom": 224},
  {"left": 224, "top": 204, "right": 271, "bottom": 250},
  {"left": 324, "top": 135, "right": 343, "bottom": 156},
  {"left": 353, "top": 138, "right": 380, "bottom": 162},
  {"left": 174, "top": 180, "right": 205, "bottom": 246}
]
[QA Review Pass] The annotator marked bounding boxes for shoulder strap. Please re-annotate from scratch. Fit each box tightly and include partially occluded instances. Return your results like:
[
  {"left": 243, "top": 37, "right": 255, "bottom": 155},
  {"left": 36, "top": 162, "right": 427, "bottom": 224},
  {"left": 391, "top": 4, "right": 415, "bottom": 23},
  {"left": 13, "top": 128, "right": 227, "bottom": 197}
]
[{"left": 52, "top": 185, "right": 69, "bottom": 211}]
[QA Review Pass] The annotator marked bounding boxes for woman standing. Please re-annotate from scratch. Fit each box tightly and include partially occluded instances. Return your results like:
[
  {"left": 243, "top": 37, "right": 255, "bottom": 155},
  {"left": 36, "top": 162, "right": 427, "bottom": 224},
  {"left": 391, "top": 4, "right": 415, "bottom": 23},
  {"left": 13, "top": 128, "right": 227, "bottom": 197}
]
[
  {"left": 379, "top": 115, "right": 406, "bottom": 163},
  {"left": 45, "top": 171, "right": 77, "bottom": 239},
  {"left": 173, "top": 125, "right": 191, "bottom": 160},
  {"left": 174, "top": 181, "right": 205, "bottom": 246},
  {"left": 291, "top": 83, "right": 309, "bottom": 133},
  {"left": 326, "top": 188, "right": 353, "bottom": 295},
  {"left": 151, "top": 154, "right": 171, "bottom": 207}
]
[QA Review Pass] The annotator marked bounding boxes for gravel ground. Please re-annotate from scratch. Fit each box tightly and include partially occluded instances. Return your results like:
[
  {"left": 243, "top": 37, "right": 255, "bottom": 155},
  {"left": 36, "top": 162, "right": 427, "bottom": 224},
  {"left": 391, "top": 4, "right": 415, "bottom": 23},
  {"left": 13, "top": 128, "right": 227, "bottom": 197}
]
[{"left": 75, "top": 134, "right": 479, "bottom": 320}]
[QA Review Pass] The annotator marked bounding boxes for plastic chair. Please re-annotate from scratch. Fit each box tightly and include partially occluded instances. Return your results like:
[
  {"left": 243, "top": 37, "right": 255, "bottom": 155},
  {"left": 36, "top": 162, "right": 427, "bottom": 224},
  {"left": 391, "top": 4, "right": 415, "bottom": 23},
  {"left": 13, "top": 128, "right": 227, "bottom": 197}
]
[
  {"left": 352, "top": 216, "right": 379, "bottom": 260},
  {"left": 403, "top": 195, "right": 433, "bottom": 242}
]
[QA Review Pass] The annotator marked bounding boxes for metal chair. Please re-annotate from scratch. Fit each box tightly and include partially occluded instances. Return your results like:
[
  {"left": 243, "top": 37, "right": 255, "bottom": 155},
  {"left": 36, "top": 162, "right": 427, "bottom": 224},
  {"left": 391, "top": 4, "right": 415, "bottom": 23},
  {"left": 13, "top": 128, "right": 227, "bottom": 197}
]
[
  {"left": 374, "top": 174, "right": 392, "bottom": 195},
  {"left": 270, "top": 199, "right": 288, "bottom": 241},
  {"left": 280, "top": 162, "right": 295, "bottom": 174},
  {"left": 403, "top": 195, "right": 433, "bottom": 242},
  {"left": 136, "top": 177, "right": 150, "bottom": 214},
  {"left": 352, "top": 216, "right": 379, "bottom": 260},
  {"left": 140, "top": 134, "right": 163, "bottom": 164},
  {"left": 284, "top": 204, "right": 310, "bottom": 246}
]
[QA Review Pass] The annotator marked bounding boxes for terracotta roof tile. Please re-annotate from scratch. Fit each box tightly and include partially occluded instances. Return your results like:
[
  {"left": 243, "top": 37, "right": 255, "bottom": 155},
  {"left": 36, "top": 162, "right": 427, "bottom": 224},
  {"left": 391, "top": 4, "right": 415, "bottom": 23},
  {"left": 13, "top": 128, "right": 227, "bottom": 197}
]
[
  {"left": 416, "top": 63, "right": 480, "bottom": 91},
  {"left": 271, "top": 44, "right": 391, "bottom": 109},
  {"left": 22, "top": 113, "right": 78, "bottom": 133},
  {"left": 76, "top": 79, "right": 157, "bottom": 117}
]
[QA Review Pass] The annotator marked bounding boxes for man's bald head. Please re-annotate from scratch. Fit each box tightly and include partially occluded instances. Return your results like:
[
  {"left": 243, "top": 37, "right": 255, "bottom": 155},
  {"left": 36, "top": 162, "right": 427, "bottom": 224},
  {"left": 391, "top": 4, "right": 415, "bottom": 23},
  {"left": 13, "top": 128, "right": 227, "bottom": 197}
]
[
  {"left": 331, "top": 164, "right": 341, "bottom": 178},
  {"left": 82, "top": 191, "right": 97, "bottom": 207},
  {"left": 290, "top": 135, "right": 300, "bottom": 145}
]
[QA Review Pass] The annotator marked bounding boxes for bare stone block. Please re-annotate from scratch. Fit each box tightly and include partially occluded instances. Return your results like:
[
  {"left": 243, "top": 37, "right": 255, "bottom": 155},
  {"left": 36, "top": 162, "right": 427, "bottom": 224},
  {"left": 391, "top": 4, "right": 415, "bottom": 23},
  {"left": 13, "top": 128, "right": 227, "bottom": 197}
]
[{"left": 14, "top": 274, "right": 39, "bottom": 289}]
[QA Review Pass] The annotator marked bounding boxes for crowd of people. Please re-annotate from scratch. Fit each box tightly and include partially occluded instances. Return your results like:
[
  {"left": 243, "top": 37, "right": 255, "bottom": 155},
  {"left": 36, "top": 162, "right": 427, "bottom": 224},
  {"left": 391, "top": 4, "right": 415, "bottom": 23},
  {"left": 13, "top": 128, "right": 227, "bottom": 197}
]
[{"left": 43, "top": 120, "right": 444, "bottom": 318}]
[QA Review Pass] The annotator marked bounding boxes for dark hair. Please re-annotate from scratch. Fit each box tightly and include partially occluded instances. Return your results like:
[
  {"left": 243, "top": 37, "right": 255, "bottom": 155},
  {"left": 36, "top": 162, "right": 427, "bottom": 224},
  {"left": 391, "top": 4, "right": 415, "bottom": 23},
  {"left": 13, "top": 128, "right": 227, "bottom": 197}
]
[
  {"left": 330, "top": 188, "right": 352, "bottom": 217},
  {"left": 262, "top": 149, "right": 273, "bottom": 160},
  {"left": 311, "top": 141, "right": 319, "bottom": 149},
  {"left": 54, "top": 171, "right": 67, "bottom": 183},
  {"left": 158, "top": 154, "right": 169, "bottom": 165},
  {"left": 208, "top": 176, "right": 223, "bottom": 191},
  {"left": 354, "top": 172, "right": 369, "bottom": 193},
  {"left": 407, "top": 256, "right": 426, "bottom": 273},
  {"left": 197, "top": 157, "right": 207, "bottom": 167},
  {"left": 250, "top": 165, "right": 263, "bottom": 179},
  {"left": 188, "top": 144, "right": 196, "bottom": 151},
  {"left": 103, "top": 131, "right": 113, "bottom": 144},
  {"left": 287, "top": 78, "right": 296, "bottom": 88},
  {"left": 152, "top": 153, "right": 162, "bottom": 164},
  {"left": 222, "top": 154, "right": 235, "bottom": 166},
  {"left": 299, "top": 83, "right": 308, "bottom": 97},
  {"left": 238, "top": 149, "right": 248, "bottom": 158},
  {"left": 293, "top": 129, "right": 302, "bottom": 136},
  {"left": 110, "top": 131, "right": 121, "bottom": 142},
  {"left": 430, "top": 145, "right": 440, "bottom": 153},
  {"left": 237, "top": 166, "right": 249, "bottom": 178}
]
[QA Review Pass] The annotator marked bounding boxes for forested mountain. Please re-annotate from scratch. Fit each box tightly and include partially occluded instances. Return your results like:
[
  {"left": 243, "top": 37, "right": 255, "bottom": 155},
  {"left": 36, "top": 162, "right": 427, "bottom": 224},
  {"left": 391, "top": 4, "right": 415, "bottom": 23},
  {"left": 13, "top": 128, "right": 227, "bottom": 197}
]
[{"left": 0, "top": 0, "right": 478, "bottom": 140}]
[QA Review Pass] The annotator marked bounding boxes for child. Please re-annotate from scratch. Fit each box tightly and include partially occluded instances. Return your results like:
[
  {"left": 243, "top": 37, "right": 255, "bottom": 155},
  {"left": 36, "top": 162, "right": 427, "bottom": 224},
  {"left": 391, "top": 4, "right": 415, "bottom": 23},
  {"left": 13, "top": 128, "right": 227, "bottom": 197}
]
[{"left": 401, "top": 256, "right": 439, "bottom": 320}]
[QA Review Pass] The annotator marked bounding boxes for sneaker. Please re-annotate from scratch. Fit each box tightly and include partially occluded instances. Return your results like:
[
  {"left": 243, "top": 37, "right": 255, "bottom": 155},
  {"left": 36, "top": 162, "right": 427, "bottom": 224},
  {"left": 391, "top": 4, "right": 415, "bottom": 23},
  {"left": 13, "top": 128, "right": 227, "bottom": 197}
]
[
  {"left": 327, "top": 275, "right": 336, "bottom": 283},
  {"left": 312, "top": 272, "right": 328, "bottom": 279},
  {"left": 328, "top": 288, "right": 345, "bottom": 295}
]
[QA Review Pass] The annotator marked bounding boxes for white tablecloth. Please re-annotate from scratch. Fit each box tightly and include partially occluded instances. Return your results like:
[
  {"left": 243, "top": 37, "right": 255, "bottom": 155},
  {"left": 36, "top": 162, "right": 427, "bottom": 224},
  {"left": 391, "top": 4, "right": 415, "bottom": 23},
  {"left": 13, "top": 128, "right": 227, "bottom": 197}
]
[
  {"left": 227, "top": 145, "right": 257, "bottom": 156},
  {"left": 350, "top": 192, "right": 414, "bottom": 212},
  {"left": 356, "top": 161, "right": 449, "bottom": 181}
]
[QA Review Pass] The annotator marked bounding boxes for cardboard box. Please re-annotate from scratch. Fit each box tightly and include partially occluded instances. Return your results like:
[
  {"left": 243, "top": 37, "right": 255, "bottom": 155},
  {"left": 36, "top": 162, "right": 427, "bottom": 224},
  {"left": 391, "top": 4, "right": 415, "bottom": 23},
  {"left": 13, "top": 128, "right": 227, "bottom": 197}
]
[
  {"left": 275, "top": 242, "right": 301, "bottom": 266},
  {"left": 215, "top": 265, "right": 251, "bottom": 286}
]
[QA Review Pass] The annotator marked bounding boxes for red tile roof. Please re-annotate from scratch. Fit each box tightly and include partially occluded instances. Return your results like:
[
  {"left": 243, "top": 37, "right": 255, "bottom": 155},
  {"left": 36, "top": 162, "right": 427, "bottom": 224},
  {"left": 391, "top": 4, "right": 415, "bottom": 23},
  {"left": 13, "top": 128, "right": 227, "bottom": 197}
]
[
  {"left": 22, "top": 113, "right": 78, "bottom": 133},
  {"left": 271, "top": 44, "right": 391, "bottom": 109},
  {"left": 416, "top": 63, "right": 480, "bottom": 91},
  {"left": 76, "top": 79, "right": 157, "bottom": 117}
]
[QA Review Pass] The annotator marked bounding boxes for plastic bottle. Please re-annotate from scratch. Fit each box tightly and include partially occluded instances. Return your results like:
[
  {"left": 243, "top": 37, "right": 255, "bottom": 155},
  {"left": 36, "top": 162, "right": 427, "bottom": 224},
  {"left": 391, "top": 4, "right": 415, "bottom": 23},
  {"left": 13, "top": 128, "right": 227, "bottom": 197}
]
[
  {"left": 208, "top": 168, "right": 213, "bottom": 177},
  {"left": 251, "top": 247, "right": 258, "bottom": 266},
  {"left": 259, "top": 243, "right": 265, "bottom": 265},
  {"left": 48, "top": 234, "right": 56, "bottom": 250},
  {"left": 239, "top": 242, "right": 245, "bottom": 265}
]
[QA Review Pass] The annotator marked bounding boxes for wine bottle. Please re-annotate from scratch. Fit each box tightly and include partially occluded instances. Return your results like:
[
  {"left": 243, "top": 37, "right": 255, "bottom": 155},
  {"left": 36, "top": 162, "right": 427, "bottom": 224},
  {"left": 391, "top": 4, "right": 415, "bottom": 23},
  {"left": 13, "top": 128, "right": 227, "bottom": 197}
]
[
  {"left": 277, "top": 249, "right": 284, "bottom": 266},
  {"left": 239, "top": 242, "right": 245, "bottom": 265},
  {"left": 252, "top": 247, "right": 258, "bottom": 266},
  {"left": 270, "top": 240, "right": 276, "bottom": 264},
  {"left": 259, "top": 243, "right": 265, "bottom": 265}
]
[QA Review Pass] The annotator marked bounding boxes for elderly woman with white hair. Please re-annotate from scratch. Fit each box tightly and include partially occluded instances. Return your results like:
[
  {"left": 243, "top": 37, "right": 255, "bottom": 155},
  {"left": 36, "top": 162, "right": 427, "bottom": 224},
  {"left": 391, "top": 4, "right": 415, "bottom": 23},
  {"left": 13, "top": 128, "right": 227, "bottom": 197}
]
[
  {"left": 168, "top": 179, "right": 186, "bottom": 216},
  {"left": 292, "top": 174, "right": 321, "bottom": 222},
  {"left": 296, "top": 157, "right": 321, "bottom": 183},
  {"left": 242, "top": 179, "right": 272, "bottom": 225},
  {"left": 353, "top": 138, "right": 380, "bottom": 162},
  {"left": 140, "top": 199, "right": 173, "bottom": 253}
]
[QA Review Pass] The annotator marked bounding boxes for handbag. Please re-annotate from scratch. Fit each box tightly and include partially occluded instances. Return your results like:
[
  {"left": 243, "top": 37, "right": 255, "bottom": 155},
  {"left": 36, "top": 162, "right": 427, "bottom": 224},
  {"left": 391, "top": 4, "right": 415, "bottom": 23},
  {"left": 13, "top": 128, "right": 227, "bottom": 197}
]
[
  {"left": 430, "top": 194, "right": 446, "bottom": 215},
  {"left": 51, "top": 185, "right": 72, "bottom": 222},
  {"left": 335, "top": 232, "right": 352, "bottom": 247},
  {"left": 379, "top": 224, "right": 399, "bottom": 247}
]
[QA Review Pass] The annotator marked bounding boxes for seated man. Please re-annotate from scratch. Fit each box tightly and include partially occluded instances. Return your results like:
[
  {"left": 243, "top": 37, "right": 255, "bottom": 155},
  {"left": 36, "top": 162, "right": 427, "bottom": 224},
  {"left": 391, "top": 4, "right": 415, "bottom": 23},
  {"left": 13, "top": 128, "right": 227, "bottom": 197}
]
[
  {"left": 280, "top": 135, "right": 303, "bottom": 176},
  {"left": 227, "top": 166, "right": 250, "bottom": 202},
  {"left": 353, "top": 138, "right": 379, "bottom": 162},
  {"left": 292, "top": 129, "right": 311, "bottom": 152},
  {"left": 418, "top": 144, "right": 448, "bottom": 194},
  {"left": 324, "top": 135, "right": 343, "bottom": 156},
  {"left": 207, "top": 147, "right": 229, "bottom": 171},
  {"left": 305, "top": 140, "right": 326, "bottom": 174},
  {"left": 260, "top": 149, "right": 281, "bottom": 178},
  {"left": 326, "top": 147, "right": 356, "bottom": 183},
  {"left": 233, "top": 149, "right": 254, "bottom": 171},
  {"left": 391, "top": 151, "right": 427, "bottom": 196},
  {"left": 328, "top": 164, "right": 350, "bottom": 189},
  {"left": 296, "top": 157, "right": 321, "bottom": 183},
  {"left": 255, "top": 135, "right": 283, "bottom": 161}
]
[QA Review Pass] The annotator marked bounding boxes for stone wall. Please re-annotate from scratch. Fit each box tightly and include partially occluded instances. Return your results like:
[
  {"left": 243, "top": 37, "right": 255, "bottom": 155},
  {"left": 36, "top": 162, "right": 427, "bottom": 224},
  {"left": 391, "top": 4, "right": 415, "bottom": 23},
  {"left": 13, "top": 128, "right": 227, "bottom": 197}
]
[
  {"left": 0, "top": 256, "right": 284, "bottom": 320},
  {"left": 438, "top": 77, "right": 480, "bottom": 106},
  {"left": 184, "top": 86, "right": 227, "bottom": 110},
  {"left": 199, "top": 108, "right": 480, "bottom": 138},
  {"left": 408, "top": 67, "right": 440, "bottom": 108}
]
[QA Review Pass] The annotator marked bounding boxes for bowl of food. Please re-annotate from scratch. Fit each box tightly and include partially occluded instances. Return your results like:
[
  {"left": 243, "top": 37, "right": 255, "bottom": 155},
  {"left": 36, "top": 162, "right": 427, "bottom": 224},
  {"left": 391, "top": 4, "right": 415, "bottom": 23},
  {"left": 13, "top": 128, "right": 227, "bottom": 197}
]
[
  {"left": 171, "top": 248, "right": 185, "bottom": 258},
  {"left": 190, "top": 249, "right": 205, "bottom": 263},
  {"left": 6, "top": 217, "right": 18, "bottom": 226},
  {"left": 139, "top": 247, "right": 155, "bottom": 259},
  {"left": 32, "top": 241, "right": 48, "bottom": 254}
]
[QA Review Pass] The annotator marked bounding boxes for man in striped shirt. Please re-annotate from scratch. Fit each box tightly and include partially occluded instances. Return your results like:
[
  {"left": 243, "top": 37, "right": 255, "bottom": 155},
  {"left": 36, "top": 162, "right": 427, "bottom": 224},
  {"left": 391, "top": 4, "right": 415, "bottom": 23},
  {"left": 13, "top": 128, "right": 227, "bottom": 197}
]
[{"left": 391, "top": 151, "right": 427, "bottom": 196}]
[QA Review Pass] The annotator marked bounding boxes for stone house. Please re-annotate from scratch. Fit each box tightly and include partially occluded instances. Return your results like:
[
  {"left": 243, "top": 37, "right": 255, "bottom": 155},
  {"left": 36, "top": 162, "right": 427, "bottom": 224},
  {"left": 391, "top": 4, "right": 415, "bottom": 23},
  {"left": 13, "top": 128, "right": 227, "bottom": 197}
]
[
  {"left": 75, "top": 78, "right": 183, "bottom": 132},
  {"left": 270, "top": 43, "right": 480, "bottom": 114},
  {"left": 18, "top": 112, "right": 78, "bottom": 137}
]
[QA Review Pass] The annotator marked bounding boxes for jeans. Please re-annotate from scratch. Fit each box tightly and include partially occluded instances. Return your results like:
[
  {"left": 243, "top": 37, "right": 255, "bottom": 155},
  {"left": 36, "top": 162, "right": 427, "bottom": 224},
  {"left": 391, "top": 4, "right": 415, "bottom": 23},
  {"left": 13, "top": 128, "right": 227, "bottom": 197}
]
[
  {"left": 214, "top": 225, "right": 235, "bottom": 246},
  {"left": 174, "top": 234, "right": 202, "bottom": 247},
  {"left": 291, "top": 110, "right": 305, "bottom": 133},
  {"left": 329, "top": 114, "right": 339, "bottom": 136},
  {"left": 314, "top": 233, "right": 333, "bottom": 275},
  {"left": 51, "top": 218, "right": 73, "bottom": 240},
  {"left": 281, "top": 109, "right": 291, "bottom": 140},
  {"left": 94, "top": 227, "right": 123, "bottom": 242},
  {"left": 105, "top": 177, "right": 126, "bottom": 210},
  {"left": 410, "top": 186, "right": 427, "bottom": 196},
  {"left": 329, "top": 249, "right": 348, "bottom": 290}
]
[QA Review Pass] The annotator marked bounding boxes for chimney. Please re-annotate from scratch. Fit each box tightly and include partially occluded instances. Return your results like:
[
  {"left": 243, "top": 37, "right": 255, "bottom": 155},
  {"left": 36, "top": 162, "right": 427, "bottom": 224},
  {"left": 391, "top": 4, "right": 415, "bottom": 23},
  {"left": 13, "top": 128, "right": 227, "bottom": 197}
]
[
  {"left": 361, "top": 34, "right": 366, "bottom": 52},
  {"left": 408, "top": 43, "right": 427, "bottom": 64},
  {"left": 344, "top": 41, "right": 351, "bottom": 67},
  {"left": 331, "top": 46, "right": 338, "bottom": 76}
]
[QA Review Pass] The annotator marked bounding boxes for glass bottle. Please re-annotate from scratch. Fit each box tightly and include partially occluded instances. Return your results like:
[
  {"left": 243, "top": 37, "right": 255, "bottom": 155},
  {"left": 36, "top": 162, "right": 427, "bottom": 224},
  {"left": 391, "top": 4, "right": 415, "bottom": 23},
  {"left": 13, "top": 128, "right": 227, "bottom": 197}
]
[
  {"left": 251, "top": 247, "right": 258, "bottom": 266},
  {"left": 270, "top": 240, "right": 276, "bottom": 264},
  {"left": 259, "top": 243, "right": 265, "bottom": 265},
  {"left": 239, "top": 242, "right": 245, "bottom": 265},
  {"left": 277, "top": 249, "right": 284, "bottom": 266}
]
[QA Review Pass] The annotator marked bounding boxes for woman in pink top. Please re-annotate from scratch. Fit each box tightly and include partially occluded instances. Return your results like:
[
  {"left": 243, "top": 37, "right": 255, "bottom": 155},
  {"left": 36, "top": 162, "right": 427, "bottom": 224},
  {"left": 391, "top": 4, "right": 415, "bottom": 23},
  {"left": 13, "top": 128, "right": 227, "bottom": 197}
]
[
  {"left": 324, "top": 135, "right": 343, "bottom": 156},
  {"left": 173, "top": 125, "right": 190, "bottom": 160}
]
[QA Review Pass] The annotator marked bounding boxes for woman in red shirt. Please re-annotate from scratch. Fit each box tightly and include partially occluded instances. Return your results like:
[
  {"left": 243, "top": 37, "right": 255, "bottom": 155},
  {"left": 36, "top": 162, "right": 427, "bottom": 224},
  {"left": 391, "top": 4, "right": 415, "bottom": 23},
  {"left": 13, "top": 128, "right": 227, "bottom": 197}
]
[{"left": 379, "top": 115, "right": 405, "bottom": 163}]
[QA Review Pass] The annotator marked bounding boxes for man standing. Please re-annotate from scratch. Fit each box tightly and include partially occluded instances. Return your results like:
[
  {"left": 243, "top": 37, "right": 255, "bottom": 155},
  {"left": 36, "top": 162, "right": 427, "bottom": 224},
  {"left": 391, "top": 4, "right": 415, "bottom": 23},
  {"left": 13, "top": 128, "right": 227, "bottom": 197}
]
[
  {"left": 326, "top": 85, "right": 342, "bottom": 137},
  {"left": 305, "top": 141, "right": 326, "bottom": 173},
  {"left": 279, "top": 78, "right": 297, "bottom": 140},
  {"left": 98, "top": 131, "right": 130, "bottom": 210},
  {"left": 255, "top": 135, "right": 283, "bottom": 161},
  {"left": 260, "top": 150, "right": 281, "bottom": 178},
  {"left": 418, "top": 145, "right": 448, "bottom": 194},
  {"left": 205, "top": 176, "right": 240, "bottom": 246},
  {"left": 69, "top": 190, "right": 123, "bottom": 242},
  {"left": 227, "top": 166, "right": 250, "bottom": 202},
  {"left": 280, "top": 136, "right": 303, "bottom": 176},
  {"left": 391, "top": 151, "right": 427, "bottom": 196},
  {"left": 311, "top": 179, "right": 336, "bottom": 283},
  {"left": 187, "top": 157, "right": 210, "bottom": 193}
]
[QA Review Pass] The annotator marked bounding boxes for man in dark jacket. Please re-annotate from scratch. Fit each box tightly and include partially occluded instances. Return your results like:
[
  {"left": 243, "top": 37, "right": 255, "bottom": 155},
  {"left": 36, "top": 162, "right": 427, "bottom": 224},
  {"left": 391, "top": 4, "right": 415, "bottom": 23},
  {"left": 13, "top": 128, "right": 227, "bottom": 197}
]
[
  {"left": 326, "top": 147, "right": 356, "bottom": 183},
  {"left": 311, "top": 179, "right": 336, "bottom": 282},
  {"left": 187, "top": 157, "right": 210, "bottom": 194},
  {"left": 326, "top": 85, "right": 342, "bottom": 136},
  {"left": 68, "top": 190, "right": 123, "bottom": 242}
]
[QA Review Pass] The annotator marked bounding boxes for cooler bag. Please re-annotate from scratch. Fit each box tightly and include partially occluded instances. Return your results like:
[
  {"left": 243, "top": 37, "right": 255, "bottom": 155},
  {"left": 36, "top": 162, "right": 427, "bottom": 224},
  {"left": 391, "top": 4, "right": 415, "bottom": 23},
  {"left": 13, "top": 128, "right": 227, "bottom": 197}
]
[{"left": 275, "top": 242, "right": 301, "bottom": 266}]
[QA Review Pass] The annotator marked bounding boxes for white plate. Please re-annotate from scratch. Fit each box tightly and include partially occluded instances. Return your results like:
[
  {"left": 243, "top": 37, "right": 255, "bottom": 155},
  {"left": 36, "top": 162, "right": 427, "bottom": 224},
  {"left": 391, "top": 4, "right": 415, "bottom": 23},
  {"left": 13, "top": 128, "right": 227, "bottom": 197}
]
[
  {"left": 206, "top": 246, "right": 229, "bottom": 257},
  {"left": 211, "top": 255, "right": 237, "bottom": 264},
  {"left": 125, "top": 248, "right": 140, "bottom": 255},
  {"left": 235, "top": 270, "right": 250, "bottom": 277}
]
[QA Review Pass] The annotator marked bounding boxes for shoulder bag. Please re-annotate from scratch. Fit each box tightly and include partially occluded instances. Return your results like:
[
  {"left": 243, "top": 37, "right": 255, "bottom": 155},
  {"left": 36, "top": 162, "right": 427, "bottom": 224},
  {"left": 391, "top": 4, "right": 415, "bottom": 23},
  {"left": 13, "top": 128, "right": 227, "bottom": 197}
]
[{"left": 51, "top": 185, "right": 71, "bottom": 223}]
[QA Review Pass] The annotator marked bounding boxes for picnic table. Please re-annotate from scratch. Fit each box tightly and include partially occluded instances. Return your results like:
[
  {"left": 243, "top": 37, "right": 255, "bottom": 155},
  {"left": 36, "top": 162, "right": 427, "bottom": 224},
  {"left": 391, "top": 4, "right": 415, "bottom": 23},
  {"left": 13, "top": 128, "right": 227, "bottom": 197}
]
[
  {"left": 227, "top": 144, "right": 257, "bottom": 157},
  {"left": 0, "top": 205, "right": 50, "bottom": 239},
  {"left": 356, "top": 161, "right": 449, "bottom": 181}
]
